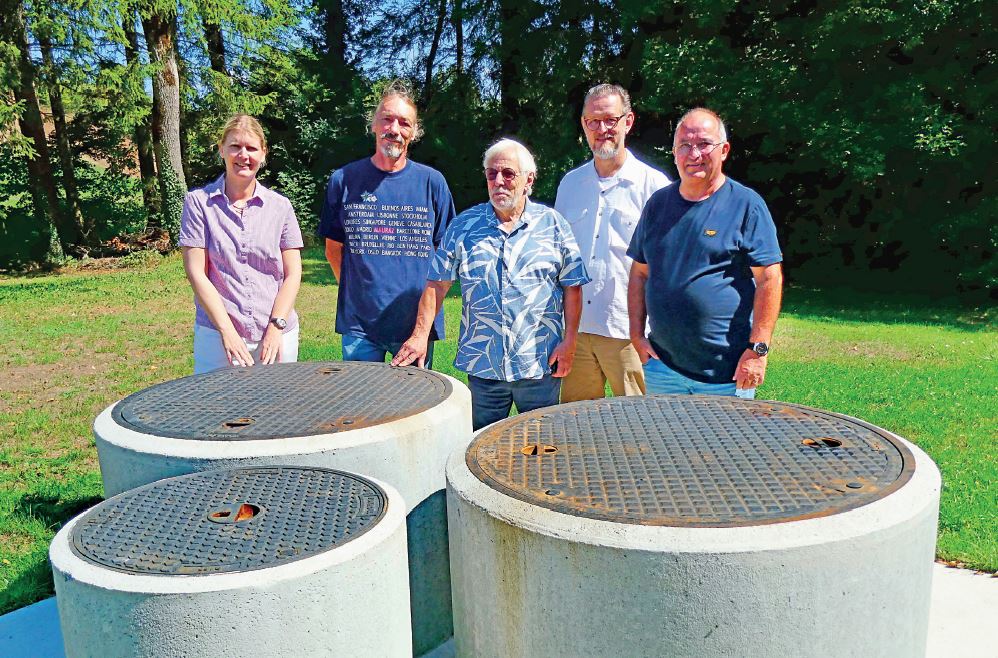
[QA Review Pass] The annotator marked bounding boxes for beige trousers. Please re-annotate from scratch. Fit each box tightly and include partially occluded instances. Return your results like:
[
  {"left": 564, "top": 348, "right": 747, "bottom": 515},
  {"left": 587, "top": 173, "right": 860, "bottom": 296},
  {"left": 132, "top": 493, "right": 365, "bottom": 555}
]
[{"left": 561, "top": 332, "right": 645, "bottom": 402}]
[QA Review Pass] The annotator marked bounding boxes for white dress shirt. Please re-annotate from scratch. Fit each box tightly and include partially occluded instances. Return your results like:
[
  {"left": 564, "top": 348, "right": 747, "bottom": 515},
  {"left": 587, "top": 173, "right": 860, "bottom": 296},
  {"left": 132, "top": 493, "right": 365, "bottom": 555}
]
[{"left": 555, "top": 149, "right": 671, "bottom": 339}]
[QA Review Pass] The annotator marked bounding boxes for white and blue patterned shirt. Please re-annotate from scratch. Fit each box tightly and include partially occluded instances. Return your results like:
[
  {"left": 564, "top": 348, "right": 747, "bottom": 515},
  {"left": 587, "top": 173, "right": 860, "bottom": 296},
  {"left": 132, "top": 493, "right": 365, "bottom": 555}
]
[{"left": 428, "top": 200, "right": 590, "bottom": 382}]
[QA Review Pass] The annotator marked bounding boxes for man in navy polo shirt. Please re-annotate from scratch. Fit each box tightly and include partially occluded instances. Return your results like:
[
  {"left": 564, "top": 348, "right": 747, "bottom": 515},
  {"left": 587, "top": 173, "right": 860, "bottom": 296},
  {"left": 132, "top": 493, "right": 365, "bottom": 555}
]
[
  {"left": 627, "top": 107, "right": 783, "bottom": 397},
  {"left": 320, "top": 81, "right": 456, "bottom": 366}
]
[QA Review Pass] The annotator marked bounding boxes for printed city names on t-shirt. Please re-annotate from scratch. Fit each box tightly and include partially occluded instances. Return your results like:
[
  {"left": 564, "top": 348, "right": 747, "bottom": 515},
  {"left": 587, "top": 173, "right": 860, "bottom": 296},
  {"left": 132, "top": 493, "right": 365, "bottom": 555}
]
[{"left": 342, "top": 202, "right": 433, "bottom": 257}]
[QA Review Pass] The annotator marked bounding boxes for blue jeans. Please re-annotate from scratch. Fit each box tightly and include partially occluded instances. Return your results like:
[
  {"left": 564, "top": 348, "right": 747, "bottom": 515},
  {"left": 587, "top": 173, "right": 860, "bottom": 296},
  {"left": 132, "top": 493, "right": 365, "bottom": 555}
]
[
  {"left": 341, "top": 333, "right": 435, "bottom": 369},
  {"left": 467, "top": 374, "right": 562, "bottom": 430},
  {"left": 643, "top": 358, "right": 755, "bottom": 399}
]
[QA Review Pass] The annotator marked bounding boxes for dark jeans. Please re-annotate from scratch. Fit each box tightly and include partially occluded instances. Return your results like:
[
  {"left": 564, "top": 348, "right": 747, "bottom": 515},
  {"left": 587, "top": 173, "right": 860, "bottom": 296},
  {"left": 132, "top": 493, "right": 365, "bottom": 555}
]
[
  {"left": 467, "top": 374, "right": 562, "bottom": 431},
  {"left": 341, "top": 333, "right": 435, "bottom": 369}
]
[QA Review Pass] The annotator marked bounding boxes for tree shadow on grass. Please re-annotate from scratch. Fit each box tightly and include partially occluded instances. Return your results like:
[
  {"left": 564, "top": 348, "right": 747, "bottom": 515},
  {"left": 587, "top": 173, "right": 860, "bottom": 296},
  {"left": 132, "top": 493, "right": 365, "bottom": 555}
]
[
  {"left": 0, "top": 492, "right": 104, "bottom": 615},
  {"left": 0, "top": 556, "right": 55, "bottom": 616},
  {"left": 784, "top": 284, "right": 994, "bottom": 331},
  {"left": 13, "top": 491, "right": 104, "bottom": 533}
]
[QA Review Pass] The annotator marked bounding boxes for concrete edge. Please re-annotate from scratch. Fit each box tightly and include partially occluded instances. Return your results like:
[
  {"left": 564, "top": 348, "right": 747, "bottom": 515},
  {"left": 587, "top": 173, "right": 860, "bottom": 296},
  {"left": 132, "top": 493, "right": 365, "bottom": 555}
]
[
  {"left": 446, "top": 431, "right": 942, "bottom": 554},
  {"left": 48, "top": 472, "right": 408, "bottom": 594},
  {"left": 93, "top": 371, "right": 471, "bottom": 459}
]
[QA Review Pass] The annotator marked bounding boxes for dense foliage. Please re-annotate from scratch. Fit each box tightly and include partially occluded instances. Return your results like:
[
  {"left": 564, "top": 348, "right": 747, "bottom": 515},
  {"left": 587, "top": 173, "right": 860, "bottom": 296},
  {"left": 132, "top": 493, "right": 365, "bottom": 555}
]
[{"left": 0, "top": 0, "right": 993, "bottom": 297}]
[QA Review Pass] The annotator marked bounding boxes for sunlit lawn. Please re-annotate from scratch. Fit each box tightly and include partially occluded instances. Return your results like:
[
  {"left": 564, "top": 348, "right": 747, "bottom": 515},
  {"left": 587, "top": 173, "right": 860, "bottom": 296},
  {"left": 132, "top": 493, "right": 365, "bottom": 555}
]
[{"left": 0, "top": 248, "right": 994, "bottom": 614}]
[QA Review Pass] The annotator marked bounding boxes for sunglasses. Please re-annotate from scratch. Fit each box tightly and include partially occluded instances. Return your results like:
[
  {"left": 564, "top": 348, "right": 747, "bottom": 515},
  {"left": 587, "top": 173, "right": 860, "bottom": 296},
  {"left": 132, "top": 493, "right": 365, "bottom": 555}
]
[{"left": 485, "top": 168, "right": 520, "bottom": 183}]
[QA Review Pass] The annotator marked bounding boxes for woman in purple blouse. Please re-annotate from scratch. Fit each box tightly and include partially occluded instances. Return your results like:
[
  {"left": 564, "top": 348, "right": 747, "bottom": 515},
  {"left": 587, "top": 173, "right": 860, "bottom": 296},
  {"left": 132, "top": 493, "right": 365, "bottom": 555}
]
[{"left": 179, "top": 114, "right": 304, "bottom": 374}]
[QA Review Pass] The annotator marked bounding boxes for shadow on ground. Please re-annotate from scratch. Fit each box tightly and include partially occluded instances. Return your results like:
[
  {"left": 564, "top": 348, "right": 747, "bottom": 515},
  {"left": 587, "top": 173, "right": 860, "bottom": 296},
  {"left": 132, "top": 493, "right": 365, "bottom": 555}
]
[{"left": 784, "top": 284, "right": 993, "bottom": 331}]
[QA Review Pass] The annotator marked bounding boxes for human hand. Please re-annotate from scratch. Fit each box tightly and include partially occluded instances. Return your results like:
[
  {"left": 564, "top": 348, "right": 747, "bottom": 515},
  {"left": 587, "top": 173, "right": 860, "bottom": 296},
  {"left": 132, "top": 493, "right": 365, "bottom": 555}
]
[
  {"left": 733, "top": 350, "right": 767, "bottom": 389},
  {"left": 222, "top": 329, "right": 254, "bottom": 367},
  {"left": 390, "top": 334, "right": 429, "bottom": 368},
  {"left": 259, "top": 325, "right": 283, "bottom": 365},
  {"left": 549, "top": 340, "right": 576, "bottom": 378},
  {"left": 630, "top": 337, "right": 659, "bottom": 365}
]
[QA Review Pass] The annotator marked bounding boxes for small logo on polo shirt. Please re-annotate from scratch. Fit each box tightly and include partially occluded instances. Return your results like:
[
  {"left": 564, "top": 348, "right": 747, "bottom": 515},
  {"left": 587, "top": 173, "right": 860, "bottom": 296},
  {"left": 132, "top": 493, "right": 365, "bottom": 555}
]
[
  {"left": 361, "top": 192, "right": 377, "bottom": 203},
  {"left": 704, "top": 229, "right": 717, "bottom": 237}
]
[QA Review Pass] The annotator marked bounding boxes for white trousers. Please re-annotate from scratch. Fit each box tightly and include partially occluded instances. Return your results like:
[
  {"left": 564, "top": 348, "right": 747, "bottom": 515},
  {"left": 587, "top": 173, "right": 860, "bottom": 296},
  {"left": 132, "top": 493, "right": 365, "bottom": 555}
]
[{"left": 193, "top": 323, "right": 300, "bottom": 374}]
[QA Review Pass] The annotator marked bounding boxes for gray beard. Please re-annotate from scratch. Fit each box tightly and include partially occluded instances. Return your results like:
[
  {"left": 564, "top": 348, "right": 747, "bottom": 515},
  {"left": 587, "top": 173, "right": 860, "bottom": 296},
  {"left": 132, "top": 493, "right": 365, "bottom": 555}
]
[
  {"left": 592, "top": 143, "right": 620, "bottom": 160},
  {"left": 380, "top": 142, "right": 403, "bottom": 159},
  {"left": 491, "top": 195, "right": 516, "bottom": 211}
]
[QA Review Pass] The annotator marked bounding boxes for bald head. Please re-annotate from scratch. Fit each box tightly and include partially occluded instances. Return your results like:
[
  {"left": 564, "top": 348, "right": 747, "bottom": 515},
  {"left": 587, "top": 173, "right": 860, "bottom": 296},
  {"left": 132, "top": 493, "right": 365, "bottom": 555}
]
[{"left": 674, "top": 108, "right": 727, "bottom": 146}]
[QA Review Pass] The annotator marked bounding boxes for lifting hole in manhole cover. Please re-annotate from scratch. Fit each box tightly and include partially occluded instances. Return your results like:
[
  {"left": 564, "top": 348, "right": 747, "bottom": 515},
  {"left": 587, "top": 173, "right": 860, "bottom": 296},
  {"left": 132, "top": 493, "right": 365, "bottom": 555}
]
[
  {"left": 802, "top": 437, "right": 843, "bottom": 448},
  {"left": 207, "top": 503, "right": 262, "bottom": 524},
  {"left": 222, "top": 418, "right": 255, "bottom": 429},
  {"left": 521, "top": 444, "right": 558, "bottom": 456}
]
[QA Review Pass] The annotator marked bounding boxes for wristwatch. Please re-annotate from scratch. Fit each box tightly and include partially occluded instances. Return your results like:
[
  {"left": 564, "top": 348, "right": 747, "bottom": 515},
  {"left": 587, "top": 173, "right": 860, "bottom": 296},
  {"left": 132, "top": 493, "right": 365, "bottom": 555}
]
[
  {"left": 270, "top": 317, "right": 288, "bottom": 330},
  {"left": 748, "top": 342, "right": 769, "bottom": 357}
]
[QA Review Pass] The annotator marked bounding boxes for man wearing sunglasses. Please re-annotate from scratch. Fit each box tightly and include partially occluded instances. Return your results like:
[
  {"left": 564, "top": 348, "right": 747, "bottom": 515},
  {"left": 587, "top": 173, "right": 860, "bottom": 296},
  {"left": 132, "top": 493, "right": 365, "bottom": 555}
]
[
  {"left": 393, "top": 139, "right": 589, "bottom": 429},
  {"left": 555, "top": 83, "right": 671, "bottom": 402},
  {"left": 627, "top": 108, "right": 783, "bottom": 398},
  {"left": 319, "top": 81, "right": 456, "bottom": 367}
]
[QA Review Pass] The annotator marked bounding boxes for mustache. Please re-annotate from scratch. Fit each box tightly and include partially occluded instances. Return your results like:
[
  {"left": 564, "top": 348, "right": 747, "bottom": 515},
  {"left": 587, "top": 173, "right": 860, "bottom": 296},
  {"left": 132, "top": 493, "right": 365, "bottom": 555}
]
[{"left": 379, "top": 132, "right": 404, "bottom": 143}]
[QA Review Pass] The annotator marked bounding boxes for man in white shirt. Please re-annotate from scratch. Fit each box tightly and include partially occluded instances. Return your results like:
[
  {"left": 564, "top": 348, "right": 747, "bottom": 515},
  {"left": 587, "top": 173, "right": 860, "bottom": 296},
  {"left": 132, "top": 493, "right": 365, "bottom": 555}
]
[{"left": 555, "top": 83, "right": 671, "bottom": 402}]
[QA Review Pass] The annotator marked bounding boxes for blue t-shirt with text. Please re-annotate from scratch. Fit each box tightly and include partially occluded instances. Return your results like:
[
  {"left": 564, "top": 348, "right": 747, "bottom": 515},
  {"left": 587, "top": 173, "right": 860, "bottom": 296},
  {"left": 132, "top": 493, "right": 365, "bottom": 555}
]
[
  {"left": 627, "top": 178, "right": 782, "bottom": 383},
  {"left": 319, "top": 158, "right": 455, "bottom": 344}
]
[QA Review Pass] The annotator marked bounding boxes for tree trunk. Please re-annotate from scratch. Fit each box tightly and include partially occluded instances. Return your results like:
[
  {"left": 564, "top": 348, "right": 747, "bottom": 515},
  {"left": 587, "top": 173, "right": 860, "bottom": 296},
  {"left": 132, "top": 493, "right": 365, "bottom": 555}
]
[
  {"left": 324, "top": 0, "right": 347, "bottom": 67},
  {"left": 321, "top": 0, "right": 348, "bottom": 75},
  {"left": 498, "top": 0, "right": 522, "bottom": 133},
  {"left": 142, "top": 11, "right": 187, "bottom": 241},
  {"left": 453, "top": 0, "right": 463, "bottom": 75},
  {"left": 123, "top": 13, "right": 161, "bottom": 223},
  {"left": 203, "top": 19, "right": 227, "bottom": 76},
  {"left": 1, "top": 0, "right": 77, "bottom": 260},
  {"left": 39, "top": 31, "right": 92, "bottom": 246},
  {"left": 424, "top": 0, "right": 448, "bottom": 100}
]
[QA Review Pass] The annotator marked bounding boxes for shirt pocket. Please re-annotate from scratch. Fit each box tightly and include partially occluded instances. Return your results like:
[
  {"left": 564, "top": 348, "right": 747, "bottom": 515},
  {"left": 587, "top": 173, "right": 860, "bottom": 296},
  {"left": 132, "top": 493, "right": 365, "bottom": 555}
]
[{"left": 607, "top": 208, "right": 639, "bottom": 250}]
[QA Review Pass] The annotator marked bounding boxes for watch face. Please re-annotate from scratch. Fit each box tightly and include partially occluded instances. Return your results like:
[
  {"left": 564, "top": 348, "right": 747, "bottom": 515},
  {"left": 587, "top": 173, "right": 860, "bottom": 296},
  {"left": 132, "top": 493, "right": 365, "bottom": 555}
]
[
  {"left": 273, "top": 318, "right": 287, "bottom": 330},
  {"left": 753, "top": 342, "right": 769, "bottom": 356}
]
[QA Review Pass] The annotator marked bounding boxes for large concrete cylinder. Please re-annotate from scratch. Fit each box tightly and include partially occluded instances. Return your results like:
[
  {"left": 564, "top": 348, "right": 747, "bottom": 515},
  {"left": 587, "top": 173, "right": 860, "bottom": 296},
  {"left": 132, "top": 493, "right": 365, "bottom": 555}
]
[
  {"left": 51, "top": 466, "right": 410, "bottom": 658},
  {"left": 93, "top": 362, "right": 472, "bottom": 655},
  {"left": 448, "top": 396, "right": 941, "bottom": 658}
]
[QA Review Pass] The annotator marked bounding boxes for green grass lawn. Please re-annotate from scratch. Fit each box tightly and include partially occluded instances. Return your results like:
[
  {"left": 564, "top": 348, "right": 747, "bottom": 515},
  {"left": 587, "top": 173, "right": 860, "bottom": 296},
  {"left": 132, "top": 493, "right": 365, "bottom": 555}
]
[{"left": 0, "top": 248, "right": 995, "bottom": 614}]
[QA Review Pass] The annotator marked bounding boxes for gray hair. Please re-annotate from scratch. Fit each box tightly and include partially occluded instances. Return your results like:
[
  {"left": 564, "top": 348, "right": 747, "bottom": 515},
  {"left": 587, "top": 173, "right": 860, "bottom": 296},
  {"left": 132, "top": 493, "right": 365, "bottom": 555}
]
[
  {"left": 674, "top": 107, "right": 728, "bottom": 144},
  {"left": 483, "top": 138, "right": 537, "bottom": 176},
  {"left": 367, "top": 79, "right": 424, "bottom": 143},
  {"left": 583, "top": 83, "right": 631, "bottom": 113}
]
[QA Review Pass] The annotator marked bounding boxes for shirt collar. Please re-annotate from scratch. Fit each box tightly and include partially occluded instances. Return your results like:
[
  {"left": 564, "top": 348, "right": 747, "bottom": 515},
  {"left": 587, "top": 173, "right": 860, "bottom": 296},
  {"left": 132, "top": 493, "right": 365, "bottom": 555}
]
[
  {"left": 590, "top": 148, "right": 641, "bottom": 187},
  {"left": 207, "top": 174, "right": 267, "bottom": 207},
  {"left": 488, "top": 199, "right": 535, "bottom": 232}
]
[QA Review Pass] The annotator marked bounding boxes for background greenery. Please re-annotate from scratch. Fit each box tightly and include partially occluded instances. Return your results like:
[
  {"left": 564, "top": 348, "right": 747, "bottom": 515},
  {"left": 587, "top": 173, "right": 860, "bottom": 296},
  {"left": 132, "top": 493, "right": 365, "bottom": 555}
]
[
  {"left": 0, "top": 249, "right": 994, "bottom": 615},
  {"left": 0, "top": 0, "right": 994, "bottom": 299}
]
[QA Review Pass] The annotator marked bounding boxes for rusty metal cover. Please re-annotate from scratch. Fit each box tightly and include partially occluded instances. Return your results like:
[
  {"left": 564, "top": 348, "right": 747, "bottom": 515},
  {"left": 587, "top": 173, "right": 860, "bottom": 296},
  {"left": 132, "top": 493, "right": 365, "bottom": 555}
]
[
  {"left": 111, "top": 362, "right": 452, "bottom": 440},
  {"left": 70, "top": 467, "right": 387, "bottom": 574},
  {"left": 467, "top": 396, "right": 914, "bottom": 527}
]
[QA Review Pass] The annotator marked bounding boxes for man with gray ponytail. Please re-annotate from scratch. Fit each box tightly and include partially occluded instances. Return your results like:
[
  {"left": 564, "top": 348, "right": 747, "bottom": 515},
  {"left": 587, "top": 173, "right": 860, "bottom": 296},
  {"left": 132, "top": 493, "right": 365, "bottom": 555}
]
[
  {"left": 555, "top": 83, "right": 671, "bottom": 402},
  {"left": 319, "top": 80, "right": 455, "bottom": 367},
  {"left": 393, "top": 139, "right": 589, "bottom": 429}
]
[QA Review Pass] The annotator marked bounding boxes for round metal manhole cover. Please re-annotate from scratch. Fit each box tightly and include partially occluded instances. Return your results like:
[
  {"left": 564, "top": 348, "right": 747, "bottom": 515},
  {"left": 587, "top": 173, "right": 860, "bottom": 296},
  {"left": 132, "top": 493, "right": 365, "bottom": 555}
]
[
  {"left": 70, "top": 467, "right": 387, "bottom": 574},
  {"left": 467, "top": 396, "right": 914, "bottom": 527},
  {"left": 111, "top": 362, "right": 452, "bottom": 440}
]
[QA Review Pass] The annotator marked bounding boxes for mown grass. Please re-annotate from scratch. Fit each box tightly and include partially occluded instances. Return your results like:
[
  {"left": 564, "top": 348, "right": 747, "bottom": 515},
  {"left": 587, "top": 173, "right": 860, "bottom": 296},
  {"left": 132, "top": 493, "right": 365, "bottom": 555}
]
[{"left": 0, "top": 248, "right": 994, "bottom": 614}]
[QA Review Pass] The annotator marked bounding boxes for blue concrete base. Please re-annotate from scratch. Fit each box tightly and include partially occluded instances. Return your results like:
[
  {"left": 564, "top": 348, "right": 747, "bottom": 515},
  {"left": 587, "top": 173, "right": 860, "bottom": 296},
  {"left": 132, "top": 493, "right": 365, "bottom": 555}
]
[{"left": 0, "top": 597, "right": 64, "bottom": 658}]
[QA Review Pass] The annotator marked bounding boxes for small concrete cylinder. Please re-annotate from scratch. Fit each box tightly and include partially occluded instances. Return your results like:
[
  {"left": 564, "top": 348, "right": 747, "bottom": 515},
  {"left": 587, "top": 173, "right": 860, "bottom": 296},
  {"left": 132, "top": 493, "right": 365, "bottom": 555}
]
[
  {"left": 447, "top": 396, "right": 941, "bottom": 658},
  {"left": 93, "top": 362, "right": 472, "bottom": 655},
  {"left": 50, "top": 467, "right": 410, "bottom": 658}
]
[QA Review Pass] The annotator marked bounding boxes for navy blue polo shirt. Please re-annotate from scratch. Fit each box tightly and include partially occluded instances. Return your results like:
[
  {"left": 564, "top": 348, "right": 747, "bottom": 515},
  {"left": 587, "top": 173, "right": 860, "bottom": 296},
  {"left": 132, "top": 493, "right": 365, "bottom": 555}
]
[{"left": 627, "top": 178, "right": 782, "bottom": 383}]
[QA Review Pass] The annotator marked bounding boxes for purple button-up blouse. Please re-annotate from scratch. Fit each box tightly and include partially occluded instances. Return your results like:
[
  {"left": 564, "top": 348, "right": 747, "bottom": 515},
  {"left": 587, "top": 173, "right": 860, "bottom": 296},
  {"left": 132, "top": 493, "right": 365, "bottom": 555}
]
[{"left": 178, "top": 176, "right": 304, "bottom": 342}]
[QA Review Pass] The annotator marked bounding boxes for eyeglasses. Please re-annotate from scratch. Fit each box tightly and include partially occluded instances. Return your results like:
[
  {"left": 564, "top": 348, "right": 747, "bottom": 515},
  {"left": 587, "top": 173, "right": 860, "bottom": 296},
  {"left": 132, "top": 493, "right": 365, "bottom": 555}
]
[
  {"left": 673, "top": 141, "right": 726, "bottom": 157},
  {"left": 485, "top": 167, "right": 520, "bottom": 183},
  {"left": 583, "top": 113, "right": 627, "bottom": 132}
]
